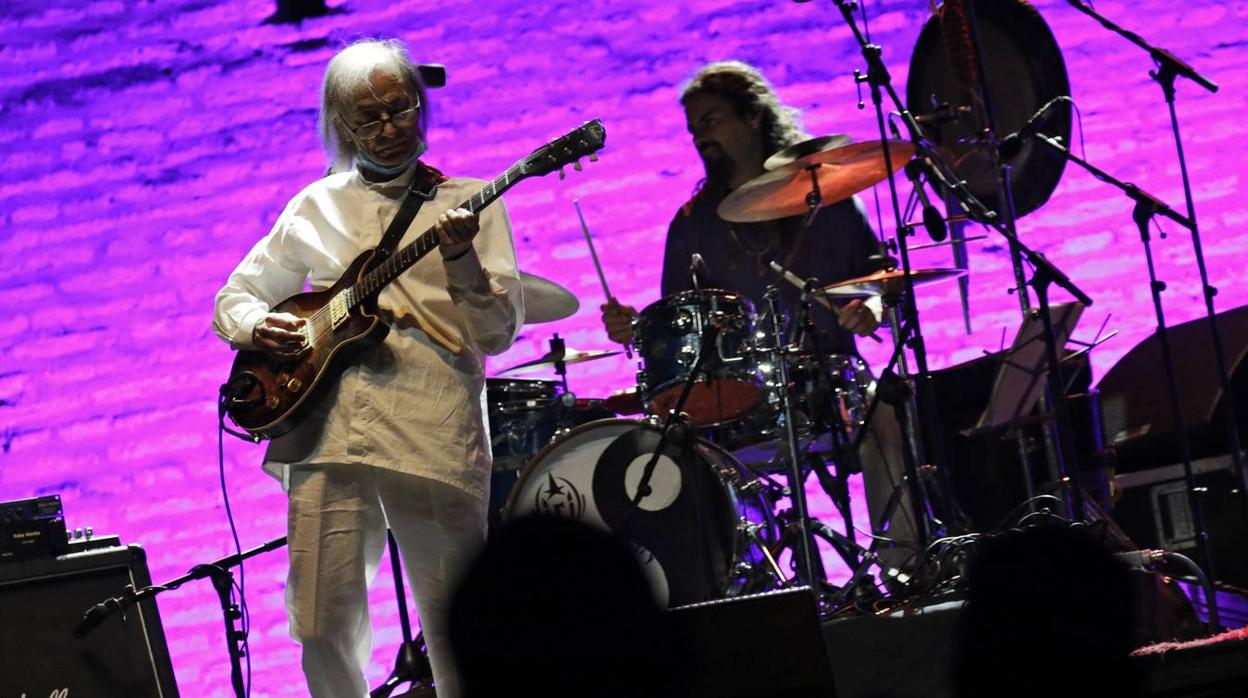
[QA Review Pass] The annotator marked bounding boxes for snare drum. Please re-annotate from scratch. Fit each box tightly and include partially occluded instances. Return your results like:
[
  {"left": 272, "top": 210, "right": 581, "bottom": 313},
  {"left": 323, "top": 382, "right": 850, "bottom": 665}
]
[
  {"left": 633, "top": 289, "right": 762, "bottom": 426},
  {"left": 504, "top": 419, "right": 778, "bottom": 606}
]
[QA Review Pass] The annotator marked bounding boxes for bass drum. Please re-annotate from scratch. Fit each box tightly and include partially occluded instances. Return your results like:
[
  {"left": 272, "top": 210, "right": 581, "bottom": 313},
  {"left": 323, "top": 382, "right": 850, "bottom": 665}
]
[{"left": 503, "top": 419, "right": 778, "bottom": 607}]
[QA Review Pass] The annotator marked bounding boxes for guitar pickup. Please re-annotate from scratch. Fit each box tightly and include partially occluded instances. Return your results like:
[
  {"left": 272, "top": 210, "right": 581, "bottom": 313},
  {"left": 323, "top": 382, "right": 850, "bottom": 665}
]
[{"left": 329, "top": 293, "right": 349, "bottom": 329}]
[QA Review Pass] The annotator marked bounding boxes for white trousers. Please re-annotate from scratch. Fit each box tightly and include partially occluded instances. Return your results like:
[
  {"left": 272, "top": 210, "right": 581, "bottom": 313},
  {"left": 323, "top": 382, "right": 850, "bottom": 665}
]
[{"left": 286, "top": 464, "right": 486, "bottom": 698}]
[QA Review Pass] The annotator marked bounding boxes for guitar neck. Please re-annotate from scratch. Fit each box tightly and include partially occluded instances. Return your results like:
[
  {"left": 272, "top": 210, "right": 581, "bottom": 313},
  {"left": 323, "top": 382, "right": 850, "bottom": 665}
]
[{"left": 350, "top": 162, "right": 527, "bottom": 300}]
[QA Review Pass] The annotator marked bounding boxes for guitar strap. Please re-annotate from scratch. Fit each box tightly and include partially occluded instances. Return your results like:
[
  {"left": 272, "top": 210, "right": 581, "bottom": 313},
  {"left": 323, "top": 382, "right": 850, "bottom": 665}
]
[{"left": 375, "top": 164, "right": 445, "bottom": 259}]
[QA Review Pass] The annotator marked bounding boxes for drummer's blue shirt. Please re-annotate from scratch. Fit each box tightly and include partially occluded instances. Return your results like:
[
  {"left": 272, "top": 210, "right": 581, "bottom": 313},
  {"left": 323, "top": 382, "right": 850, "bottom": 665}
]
[{"left": 660, "top": 186, "right": 881, "bottom": 356}]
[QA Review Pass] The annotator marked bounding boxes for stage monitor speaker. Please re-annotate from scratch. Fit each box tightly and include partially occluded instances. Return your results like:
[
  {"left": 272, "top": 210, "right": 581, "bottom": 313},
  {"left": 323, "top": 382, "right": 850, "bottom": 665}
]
[
  {"left": 668, "top": 587, "right": 836, "bottom": 698},
  {"left": 0, "top": 544, "right": 180, "bottom": 697}
]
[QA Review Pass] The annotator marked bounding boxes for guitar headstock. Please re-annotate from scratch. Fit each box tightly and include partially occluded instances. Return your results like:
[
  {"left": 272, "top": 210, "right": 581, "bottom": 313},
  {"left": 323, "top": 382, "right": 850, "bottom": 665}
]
[{"left": 520, "top": 119, "right": 607, "bottom": 178}]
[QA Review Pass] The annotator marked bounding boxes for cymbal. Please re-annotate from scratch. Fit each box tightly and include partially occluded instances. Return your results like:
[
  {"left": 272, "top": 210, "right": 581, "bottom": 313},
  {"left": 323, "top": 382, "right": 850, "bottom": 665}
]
[
  {"left": 499, "top": 347, "right": 621, "bottom": 375},
  {"left": 718, "top": 140, "right": 916, "bottom": 223},
  {"left": 763, "top": 134, "right": 854, "bottom": 171},
  {"left": 520, "top": 271, "right": 579, "bottom": 324},
  {"left": 821, "top": 267, "right": 967, "bottom": 298}
]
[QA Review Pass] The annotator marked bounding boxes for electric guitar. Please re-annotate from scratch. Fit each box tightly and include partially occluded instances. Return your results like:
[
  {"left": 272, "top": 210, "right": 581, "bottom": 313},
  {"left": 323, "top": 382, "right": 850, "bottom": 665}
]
[{"left": 221, "top": 119, "right": 607, "bottom": 440}]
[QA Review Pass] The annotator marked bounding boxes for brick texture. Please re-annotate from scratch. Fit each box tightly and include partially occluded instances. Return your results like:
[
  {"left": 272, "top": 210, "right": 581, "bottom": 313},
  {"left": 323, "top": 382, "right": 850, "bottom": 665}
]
[{"left": 1, "top": 0, "right": 1246, "bottom": 694}]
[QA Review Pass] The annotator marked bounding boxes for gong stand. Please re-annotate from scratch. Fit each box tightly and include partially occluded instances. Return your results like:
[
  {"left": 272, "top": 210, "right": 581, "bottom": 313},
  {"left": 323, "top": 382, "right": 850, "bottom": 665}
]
[{"left": 1063, "top": 0, "right": 1246, "bottom": 516}]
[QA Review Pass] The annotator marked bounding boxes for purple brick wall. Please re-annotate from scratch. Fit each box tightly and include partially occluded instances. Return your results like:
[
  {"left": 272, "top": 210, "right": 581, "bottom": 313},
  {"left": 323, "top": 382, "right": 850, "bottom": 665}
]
[{"left": 2, "top": 0, "right": 1245, "bottom": 694}]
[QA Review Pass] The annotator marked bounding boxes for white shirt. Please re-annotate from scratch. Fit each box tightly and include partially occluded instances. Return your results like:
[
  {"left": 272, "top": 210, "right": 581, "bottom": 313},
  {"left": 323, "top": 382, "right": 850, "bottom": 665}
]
[{"left": 213, "top": 164, "right": 524, "bottom": 497}]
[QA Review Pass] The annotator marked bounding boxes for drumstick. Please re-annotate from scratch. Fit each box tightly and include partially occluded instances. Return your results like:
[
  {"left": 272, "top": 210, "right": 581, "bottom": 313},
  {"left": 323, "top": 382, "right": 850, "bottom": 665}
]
[
  {"left": 574, "top": 199, "right": 632, "bottom": 358},
  {"left": 769, "top": 261, "right": 883, "bottom": 343}
]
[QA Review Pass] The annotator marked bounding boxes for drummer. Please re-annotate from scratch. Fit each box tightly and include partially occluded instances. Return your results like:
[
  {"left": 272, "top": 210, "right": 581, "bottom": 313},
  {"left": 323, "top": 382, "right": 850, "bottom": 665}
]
[{"left": 600, "top": 60, "right": 916, "bottom": 572}]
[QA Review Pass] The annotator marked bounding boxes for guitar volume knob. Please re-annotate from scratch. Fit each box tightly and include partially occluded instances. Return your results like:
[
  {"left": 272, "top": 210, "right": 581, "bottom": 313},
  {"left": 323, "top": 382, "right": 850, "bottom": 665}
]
[{"left": 285, "top": 377, "right": 303, "bottom": 393}]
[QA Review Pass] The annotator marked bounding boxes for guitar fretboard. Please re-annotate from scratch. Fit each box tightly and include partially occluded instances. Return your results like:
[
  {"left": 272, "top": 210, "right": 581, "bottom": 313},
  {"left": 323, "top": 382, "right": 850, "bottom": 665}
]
[{"left": 345, "top": 162, "right": 525, "bottom": 306}]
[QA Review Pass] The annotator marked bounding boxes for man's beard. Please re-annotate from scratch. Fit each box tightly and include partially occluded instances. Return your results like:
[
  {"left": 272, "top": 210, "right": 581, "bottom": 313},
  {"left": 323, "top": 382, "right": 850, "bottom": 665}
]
[{"left": 700, "top": 149, "right": 735, "bottom": 188}]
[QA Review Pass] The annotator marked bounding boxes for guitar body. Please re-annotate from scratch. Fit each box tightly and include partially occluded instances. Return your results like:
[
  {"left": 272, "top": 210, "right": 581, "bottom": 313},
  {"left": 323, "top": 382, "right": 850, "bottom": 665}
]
[{"left": 224, "top": 249, "right": 389, "bottom": 439}]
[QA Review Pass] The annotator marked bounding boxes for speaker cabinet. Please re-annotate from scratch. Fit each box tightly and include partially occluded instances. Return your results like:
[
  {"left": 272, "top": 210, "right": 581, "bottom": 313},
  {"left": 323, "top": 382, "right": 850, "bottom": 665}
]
[
  {"left": 668, "top": 587, "right": 836, "bottom": 697},
  {"left": 0, "top": 544, "right": 179, "bottom": 697}
]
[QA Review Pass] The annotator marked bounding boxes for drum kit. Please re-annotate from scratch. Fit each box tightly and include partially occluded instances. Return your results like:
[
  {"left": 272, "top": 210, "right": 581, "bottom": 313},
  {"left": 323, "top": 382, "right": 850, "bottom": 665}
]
[
  {"left": 484, "top": 0, "right": 1233, "bottom": 620},
  {"left": 486, "top": 158, "right": 969, "bottom": 609}
]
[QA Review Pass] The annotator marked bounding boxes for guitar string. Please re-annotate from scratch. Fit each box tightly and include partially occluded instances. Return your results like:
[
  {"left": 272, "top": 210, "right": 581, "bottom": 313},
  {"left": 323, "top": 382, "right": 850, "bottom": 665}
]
[{"left": 294, "top": 176, "right": 511, "bottom": 353}]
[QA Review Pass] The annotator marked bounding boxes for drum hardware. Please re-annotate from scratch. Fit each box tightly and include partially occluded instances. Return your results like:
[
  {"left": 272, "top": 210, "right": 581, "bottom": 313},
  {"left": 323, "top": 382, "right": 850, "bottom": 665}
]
[
  {"left": 497, "top": 334, "right": 620, "bottom": 384},
  {"left": 759, "top": 284, "right": 825, "bottom": 592},
  {"left": 769, "top": 260, "right": 883, "bottom": 344}
]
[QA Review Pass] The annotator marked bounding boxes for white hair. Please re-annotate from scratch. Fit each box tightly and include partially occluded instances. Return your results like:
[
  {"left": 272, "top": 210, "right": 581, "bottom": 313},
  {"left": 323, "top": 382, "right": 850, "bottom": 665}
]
[{"left": 318, "top": 39, "right": 429, "bottom": 173}]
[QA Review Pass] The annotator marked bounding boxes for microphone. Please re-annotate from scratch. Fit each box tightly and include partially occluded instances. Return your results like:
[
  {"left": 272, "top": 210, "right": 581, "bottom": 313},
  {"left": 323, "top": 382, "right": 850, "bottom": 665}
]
[
  {"left": 914, "top": 103, "right": 973, "bottom": 126},
  {"left": 689, "top": 253, "right": 706, "bottom": 290},
  {"left": 903, "top": 160, "right": 947, "bottom": 242},
  {"left": 998, "top": 100, "right": 1064, "bottom": 160},
  {"left": 72, "top": 598, "right": 121, "bottom": 638}
]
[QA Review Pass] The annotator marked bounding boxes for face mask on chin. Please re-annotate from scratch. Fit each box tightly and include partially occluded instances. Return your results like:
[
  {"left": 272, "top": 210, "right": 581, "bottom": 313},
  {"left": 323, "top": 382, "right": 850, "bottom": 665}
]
[{"left": 355, "top": 137, "right": 427, "bottom": 179}]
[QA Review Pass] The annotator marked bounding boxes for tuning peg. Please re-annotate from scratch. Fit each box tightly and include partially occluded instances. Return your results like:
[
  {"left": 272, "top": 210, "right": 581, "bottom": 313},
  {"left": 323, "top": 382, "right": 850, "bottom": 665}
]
[
  {"left": 589, "top": 153, "right": 599, "bottom": 162},
  {"left": 573, "top": 160, "right": 583, "bottom": 171}
]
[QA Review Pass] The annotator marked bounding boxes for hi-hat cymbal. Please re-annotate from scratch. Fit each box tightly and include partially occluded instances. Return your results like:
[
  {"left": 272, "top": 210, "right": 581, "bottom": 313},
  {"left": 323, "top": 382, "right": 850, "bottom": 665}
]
[
  {"left": 499, "top": 347, "right": 621, "bottom": 375},
  {"left": 520, "top": 271, "right": 579, "bottom": 324},
  {"left": 821, "top": 267, "right": 967, "bottom": 298},
  {"left": 719, "top": 140, "right": 916, "bottom": 223}
]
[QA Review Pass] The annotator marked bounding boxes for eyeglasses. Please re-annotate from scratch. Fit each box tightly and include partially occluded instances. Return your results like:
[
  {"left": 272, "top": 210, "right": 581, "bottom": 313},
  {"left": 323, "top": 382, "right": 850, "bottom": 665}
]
[{"left": 347, "top": 95, "right": 421, "bottom": 141}]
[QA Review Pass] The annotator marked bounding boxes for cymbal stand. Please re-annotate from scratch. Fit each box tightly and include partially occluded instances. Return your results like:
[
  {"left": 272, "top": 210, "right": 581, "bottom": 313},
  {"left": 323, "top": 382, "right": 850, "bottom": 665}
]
[
  {"left": 763, "top": 284, "right": 824, "bottom": 591},
  {"left": 795, "top": 276, "right": 867, "bottom": 566},
  {"left": 547, "top": 333, "right": 571, "bottom": 394},
  {"left": 1063, "top": 0, "right": 1245, "bottom": 514}
]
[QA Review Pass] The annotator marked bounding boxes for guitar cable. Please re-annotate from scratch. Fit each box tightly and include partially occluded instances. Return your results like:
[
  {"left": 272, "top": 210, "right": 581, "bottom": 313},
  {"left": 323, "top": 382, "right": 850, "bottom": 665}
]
[{"left": 217, "top": 389, "right": 253, "bottom": 698}]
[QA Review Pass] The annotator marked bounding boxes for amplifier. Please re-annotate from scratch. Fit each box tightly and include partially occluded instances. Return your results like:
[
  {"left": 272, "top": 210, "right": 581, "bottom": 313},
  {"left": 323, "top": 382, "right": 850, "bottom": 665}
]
[
  {"left": 0, "top": 495, "right": 68, "bottom": 562},
  {"left": 0, "top": 544, "right": 180, "bottom": 697},
  {"left": 668, "top": 587, "right": 836, "bottom": 697}
]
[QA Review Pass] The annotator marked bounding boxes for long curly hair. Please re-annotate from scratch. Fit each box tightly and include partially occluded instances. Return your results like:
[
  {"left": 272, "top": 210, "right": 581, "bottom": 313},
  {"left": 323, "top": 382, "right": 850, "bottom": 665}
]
[{"left": 680, "top": 61, "right": 810, "bottom": 162}]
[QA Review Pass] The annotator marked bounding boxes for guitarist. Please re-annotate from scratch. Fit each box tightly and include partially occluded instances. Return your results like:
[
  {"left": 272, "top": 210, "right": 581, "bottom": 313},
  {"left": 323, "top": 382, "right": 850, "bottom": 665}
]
[{"left": 213, "top": 39, "right": 523, "bottom": 698}]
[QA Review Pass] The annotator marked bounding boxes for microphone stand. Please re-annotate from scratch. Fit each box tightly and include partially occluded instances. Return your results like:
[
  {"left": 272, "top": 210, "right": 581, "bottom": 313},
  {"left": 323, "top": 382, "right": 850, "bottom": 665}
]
[
  {"left": 1062, "top": 0, "right": 1245, "bottom": 516},
  {"left": 371, "top": 531, "right": 433, "bottom": 698},
  {"left": 826, "top": 0, "right": 953, "bottom": 550},
  {"left": 810, "top": 0, "right": 1095, "bottom": 528},
  {"left": 73, "top": 536, "right": 288, "bottom": 698},
  {"left": 1024, "top": 132, "right": 1220, "bottom": 631}
]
